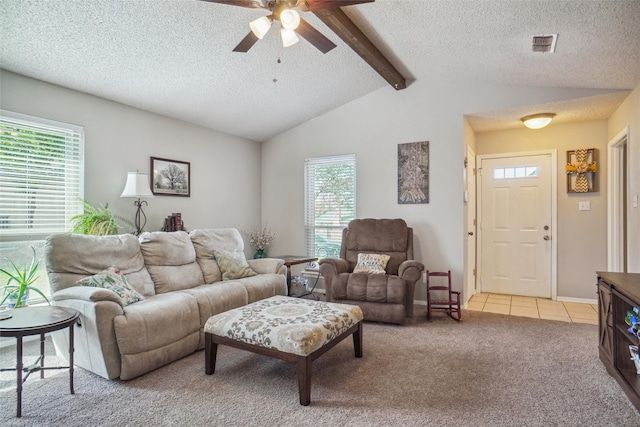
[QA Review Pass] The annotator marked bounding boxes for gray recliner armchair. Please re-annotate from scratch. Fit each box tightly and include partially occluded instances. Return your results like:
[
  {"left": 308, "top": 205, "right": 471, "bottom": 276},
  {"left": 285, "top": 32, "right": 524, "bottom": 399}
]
[{"left": 318, "top": 218, "right": 424, "bottom": 325}]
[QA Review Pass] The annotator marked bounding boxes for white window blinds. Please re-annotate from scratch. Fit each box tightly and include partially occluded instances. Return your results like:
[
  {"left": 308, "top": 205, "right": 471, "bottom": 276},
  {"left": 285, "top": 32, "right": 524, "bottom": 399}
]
[
  {"left": 0, "top": 110, "right": 84, "bottom": 239},
  {"left": 304, "top": 154, "right": 356, "bottom": 258}
]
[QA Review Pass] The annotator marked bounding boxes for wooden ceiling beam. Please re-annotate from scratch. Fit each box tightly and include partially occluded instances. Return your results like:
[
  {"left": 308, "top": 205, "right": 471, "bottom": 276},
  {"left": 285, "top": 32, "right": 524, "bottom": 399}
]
[{"left": 313, "top": 7, "right": 407, "bottom": 90}]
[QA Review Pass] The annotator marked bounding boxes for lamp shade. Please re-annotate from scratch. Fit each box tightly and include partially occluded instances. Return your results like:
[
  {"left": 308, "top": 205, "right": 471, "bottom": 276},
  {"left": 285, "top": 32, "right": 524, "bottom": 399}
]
[
  {"left": 521, "top": 113, "right": 556, "bottom": 129},
  {"left": 250, "top": 16, "right": 272, "bottom": 39},
  {"left": 120, "top": 172, "right": 154, "bottom": 198},
  {"left": 280, "top": 9, "right": 300, "bottom": 30},
  {"left": 281, "top": 28, "right": 299, "bottom": 47}
]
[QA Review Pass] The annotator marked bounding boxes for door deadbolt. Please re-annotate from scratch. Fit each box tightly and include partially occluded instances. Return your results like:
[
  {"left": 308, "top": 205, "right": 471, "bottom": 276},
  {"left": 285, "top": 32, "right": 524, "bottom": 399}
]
[
  {"left": 544, "top": 225, "right": 549, "bottom": 230},
  {"left": 468, "top": 232, "right": 474, "bottom": 236}
]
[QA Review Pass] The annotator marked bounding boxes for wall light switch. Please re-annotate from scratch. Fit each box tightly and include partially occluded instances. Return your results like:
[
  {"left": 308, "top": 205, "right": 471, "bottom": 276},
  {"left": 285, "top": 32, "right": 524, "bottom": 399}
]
[
  {"left": 633, "top": 195, "right": 639, "bottom": 208},
  {"left": 579, "top": 201, "right": 591, "bottom": 211}
]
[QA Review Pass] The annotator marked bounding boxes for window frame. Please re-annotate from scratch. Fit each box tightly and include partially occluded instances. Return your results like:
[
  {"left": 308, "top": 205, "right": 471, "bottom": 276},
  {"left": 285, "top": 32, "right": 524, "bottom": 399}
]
[
  {"left": 0, "top": 110, "right": 85, "bottom": 304},
  {"left": 304, "top": 154, "right": 356, "bottom": 260}
]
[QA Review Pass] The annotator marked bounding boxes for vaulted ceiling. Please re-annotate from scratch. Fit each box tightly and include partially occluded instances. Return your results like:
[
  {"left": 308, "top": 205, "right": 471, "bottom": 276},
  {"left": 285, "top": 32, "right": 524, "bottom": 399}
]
[{"left": 1, "top": 0, "right": 639, "bottom": 141}]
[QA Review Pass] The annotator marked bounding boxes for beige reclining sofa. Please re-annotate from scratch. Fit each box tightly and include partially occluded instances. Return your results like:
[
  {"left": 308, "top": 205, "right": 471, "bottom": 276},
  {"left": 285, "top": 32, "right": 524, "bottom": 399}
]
[{"left": 45, "top": 228, "right": 286, "bottom": 380}]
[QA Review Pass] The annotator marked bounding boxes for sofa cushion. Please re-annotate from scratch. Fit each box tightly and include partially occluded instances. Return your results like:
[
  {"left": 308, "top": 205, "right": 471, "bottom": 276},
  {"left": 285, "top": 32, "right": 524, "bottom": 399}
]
[
  {"left": 45, "top": 233, "right": 155, "bottom": 297},
  {"left": 353, "top": 253, "right": 390, "bottom": 274},
  {"left": 139, "top": 231, "right": 204, "bottom": 294},
  {"left": 77, "top": 266, "right": 145, "bottom": 306},
  {"left": 213, "top": 249, "right": 256, "bottom": 280},
  {"left": 190, "top": 228, "right": 246, "bottom": 284},
  {"left": 114, "top": 292, "right": 200, "bottom": 380}
]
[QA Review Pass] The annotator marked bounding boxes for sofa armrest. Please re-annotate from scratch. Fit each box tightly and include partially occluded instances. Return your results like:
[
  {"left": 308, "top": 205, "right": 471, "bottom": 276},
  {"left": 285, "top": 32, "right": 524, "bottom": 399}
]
[
  {"left": 53, "top": 285, "right": 124, "bottom": 307},
  {"left": 247, "top": 258, "right": 285, "bottom": 275}
]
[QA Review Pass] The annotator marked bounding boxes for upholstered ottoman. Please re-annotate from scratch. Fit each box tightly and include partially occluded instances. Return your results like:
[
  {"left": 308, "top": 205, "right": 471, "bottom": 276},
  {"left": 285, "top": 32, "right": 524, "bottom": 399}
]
[{"left": 204, "top": 295, "right": 364, "bottom": 405}]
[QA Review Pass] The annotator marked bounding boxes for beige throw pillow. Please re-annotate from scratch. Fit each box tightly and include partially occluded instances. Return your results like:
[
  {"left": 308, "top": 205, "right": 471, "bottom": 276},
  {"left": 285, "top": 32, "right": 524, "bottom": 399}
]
[
  {"left": 353, "top": 253, "right": 390, "bottom": 275},
  {"left": 213, "top": 249, "right": 257, "bottom": 280}
]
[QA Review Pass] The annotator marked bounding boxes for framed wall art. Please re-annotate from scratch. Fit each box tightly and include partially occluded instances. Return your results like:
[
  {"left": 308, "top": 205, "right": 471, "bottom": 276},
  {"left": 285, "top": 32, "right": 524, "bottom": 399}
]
[
  {"left": 565, "top": 148, "right": 597, "bottom": 193},
  {"left": 151, "top": 157, "right": 190, "bottom": 197},
  {"left": 398, "top": 141, "right": 429, "bottom": 204}
]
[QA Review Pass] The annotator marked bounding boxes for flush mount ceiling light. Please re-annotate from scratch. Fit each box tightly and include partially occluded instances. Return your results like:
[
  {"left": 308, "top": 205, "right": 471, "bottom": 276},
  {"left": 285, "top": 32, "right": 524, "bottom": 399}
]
[{"left": 521, "top": 113, "right": 556, "bottom": 129}]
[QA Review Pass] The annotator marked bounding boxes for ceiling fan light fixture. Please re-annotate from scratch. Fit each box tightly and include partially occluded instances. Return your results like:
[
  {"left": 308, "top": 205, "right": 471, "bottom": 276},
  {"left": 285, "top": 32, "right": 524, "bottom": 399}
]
[
  {"left": 281, "top": 28, "right": 299, "bottom": 47},
  {"left": 249, "top": 16, "right": 272, "bottom": 39},
  {"left": 280, "top": 9, "right": 300, "bottom": 30},
  {"left": 521, "top": 113, "right": 556, "bottom": 129}
]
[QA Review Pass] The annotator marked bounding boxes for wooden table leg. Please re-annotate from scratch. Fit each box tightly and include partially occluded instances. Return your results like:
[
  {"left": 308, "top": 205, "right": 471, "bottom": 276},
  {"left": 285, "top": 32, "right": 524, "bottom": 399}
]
[
  {"left": 16, "top": 336, "right": 23, "bottom": 418},
  {"left": 353, "top": 321, "right": 363, "bottom": 358},
  {"left": 205, "top": 333, "right": 218, "bottom": 375},
  {"left": 296, "top": 355, "right": 312, "bottom": 406}
]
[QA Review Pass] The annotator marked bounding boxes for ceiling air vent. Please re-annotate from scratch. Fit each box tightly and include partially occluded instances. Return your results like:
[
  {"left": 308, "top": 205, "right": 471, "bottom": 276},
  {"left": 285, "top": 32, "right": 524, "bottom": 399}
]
[{"left": 532, "top": 34, "right": 558, "bottom": 53}]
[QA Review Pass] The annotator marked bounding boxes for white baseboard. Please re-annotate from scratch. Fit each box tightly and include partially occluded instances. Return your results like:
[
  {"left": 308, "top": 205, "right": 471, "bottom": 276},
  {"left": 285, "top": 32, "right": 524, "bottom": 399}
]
[{"left": 556, "top": 296, "right": 597, "bottom": 305}]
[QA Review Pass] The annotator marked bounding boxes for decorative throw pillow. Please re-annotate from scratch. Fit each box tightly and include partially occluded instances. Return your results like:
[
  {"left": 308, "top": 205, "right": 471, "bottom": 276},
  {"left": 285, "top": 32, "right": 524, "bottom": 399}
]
[
  {"left": 213, "top": 249, "right": 257, "bottom": 280},
  {"left": 77, "top": 266, "right": 145, "bottom": 306},
  {"left": 353, "top": 253, "right": 391, "bottom": 275}
]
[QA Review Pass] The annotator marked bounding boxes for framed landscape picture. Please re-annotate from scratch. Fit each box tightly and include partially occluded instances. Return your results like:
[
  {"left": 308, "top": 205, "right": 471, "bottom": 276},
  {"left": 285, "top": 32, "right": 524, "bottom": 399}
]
[{"left": 151, "top": 157, "right": 190, "bottom": 197}]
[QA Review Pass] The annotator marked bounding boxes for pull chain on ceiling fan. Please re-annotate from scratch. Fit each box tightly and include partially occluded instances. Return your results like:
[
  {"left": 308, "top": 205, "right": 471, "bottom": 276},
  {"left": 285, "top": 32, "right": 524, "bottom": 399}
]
[{"left": 202, "top": 0, "right": 374, "bottom": 53}]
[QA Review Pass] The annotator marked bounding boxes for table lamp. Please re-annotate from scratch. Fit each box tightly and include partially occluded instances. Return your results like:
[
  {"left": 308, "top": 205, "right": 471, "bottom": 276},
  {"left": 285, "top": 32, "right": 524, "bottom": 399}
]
[{"left": 120, "top": 172, "right": 154, "bottom": 235}]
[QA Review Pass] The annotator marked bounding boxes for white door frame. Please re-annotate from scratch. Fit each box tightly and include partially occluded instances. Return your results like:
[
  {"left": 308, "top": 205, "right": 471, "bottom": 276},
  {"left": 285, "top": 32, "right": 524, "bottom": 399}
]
[
  {"left": 608, "top": 126, "right": 630, "bottom": 272},
  {"left": 464, "top": 145, "right": 477, "bottom": 303},
  {"left": 477, "top": 149, "right": 558, "bottom": 300}
]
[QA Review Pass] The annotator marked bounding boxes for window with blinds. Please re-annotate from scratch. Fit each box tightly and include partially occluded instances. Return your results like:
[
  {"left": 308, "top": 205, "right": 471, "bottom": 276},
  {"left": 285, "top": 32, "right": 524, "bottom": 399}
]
[
  {"left": 304, "top": 154, "right": 356, "bottom": 260},
  {"left": 0, "top": 110, "right": 84, "bottom": 304}
]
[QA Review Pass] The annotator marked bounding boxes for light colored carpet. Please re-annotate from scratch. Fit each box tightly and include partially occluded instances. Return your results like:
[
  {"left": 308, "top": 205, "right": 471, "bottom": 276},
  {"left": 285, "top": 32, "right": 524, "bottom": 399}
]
[{"left": 1, "top": 309, "right": 639, "bottom": 426}]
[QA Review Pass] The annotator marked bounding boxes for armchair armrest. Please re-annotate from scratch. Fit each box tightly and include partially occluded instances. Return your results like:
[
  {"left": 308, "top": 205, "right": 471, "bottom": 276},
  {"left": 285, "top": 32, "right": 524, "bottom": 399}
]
[
  {"left": 398, "top": 260, "right": 424, "bottom": 282},
  {"left": 318, "top": 258, "right": 350, "bottom": 274},
  {"left": 319, "top": 258, "right": 350, "bottom": 302},
  {"left": 53, "top": 285, "right": 124, "bottom": 307},
  {"left": 397, "top": 260, "right": 424, "bottom": 318},
  {"left": 247, "top": 258, "right": 285, "bottom": 275}
]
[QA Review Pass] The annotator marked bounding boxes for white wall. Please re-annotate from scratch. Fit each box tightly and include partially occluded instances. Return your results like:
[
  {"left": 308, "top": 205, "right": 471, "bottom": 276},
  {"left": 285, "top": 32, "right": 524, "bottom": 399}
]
[
  {"left": 608, "top": 85, "right": 640, "bottom": 273},
  {"left": 475, "top": 120, "right": 609, "bottom": 300},
  {"left": 0, "top": 70, "right": 263, "bottom": 246},
  {"left": 261, "top": 77, "right": 617, "bottom": 302}
]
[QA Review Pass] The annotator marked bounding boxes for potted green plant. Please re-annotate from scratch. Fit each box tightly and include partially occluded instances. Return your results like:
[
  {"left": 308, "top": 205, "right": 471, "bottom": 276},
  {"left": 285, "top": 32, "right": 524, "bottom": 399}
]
[
  {"left": 70, "top": 199, "right": 133, "bottom": 235},
  {"left": 0, "top": 247, "right": 50, "bottom": 308}
]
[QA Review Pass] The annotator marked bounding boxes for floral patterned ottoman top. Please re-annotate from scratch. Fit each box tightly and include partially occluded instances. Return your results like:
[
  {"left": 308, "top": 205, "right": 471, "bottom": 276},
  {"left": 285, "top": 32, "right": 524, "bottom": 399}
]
[{"left": 204, "top": 296, "right": 363, "bottom": 357}]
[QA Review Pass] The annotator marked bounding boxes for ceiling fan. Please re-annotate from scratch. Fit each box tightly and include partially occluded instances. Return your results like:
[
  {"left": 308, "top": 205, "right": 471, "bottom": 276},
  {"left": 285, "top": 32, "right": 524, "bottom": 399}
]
[{"left": 201, "top": 0, "right": 374, "bottom": 53}]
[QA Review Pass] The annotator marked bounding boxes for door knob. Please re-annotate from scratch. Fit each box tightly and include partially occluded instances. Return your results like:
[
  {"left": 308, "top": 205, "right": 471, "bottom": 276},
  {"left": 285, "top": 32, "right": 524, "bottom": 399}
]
[
  {"left": 468, "top": 232, "right": 474, "bottom": 236},
  {"left": 543, "top": 235, "right": 550, "bottom": 241}
]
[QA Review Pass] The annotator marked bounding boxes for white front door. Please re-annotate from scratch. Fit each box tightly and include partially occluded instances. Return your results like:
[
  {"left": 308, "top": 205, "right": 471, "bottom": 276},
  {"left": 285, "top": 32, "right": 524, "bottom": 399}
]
[{"left": 479, "top": 154, "right": 553, "bottom": 298}]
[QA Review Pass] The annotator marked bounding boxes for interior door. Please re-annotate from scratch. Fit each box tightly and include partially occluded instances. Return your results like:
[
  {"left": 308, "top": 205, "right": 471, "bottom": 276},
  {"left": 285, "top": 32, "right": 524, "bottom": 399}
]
[{"left": 479, "top": 154, "right": 552, "bottom": 298}]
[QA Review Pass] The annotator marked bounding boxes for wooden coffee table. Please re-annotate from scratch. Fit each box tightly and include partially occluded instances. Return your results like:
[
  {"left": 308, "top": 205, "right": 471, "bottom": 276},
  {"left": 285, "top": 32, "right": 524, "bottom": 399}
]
[
  {"left": 204, "top": 296, "right": 363, "bottom": 405},
  {"left": 0, "top": 306, "right": 79, "bottom": 417}
]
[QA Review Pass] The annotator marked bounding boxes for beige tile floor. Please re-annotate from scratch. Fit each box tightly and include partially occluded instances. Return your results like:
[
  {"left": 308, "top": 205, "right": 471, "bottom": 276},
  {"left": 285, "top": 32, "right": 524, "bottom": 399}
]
[{"left": 467, "top": 293, "right": 598, "bottom": 325}]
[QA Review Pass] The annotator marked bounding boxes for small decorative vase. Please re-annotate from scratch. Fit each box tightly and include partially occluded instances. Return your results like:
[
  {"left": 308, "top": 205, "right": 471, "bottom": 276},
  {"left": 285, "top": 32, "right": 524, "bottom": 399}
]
[{"left": 254, "top": 249, "right": 267, "bottom": 259}]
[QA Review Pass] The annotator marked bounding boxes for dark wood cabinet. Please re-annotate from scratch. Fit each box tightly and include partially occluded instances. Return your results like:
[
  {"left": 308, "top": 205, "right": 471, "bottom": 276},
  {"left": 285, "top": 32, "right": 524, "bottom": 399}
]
[{"left": 597, "top": 271, "right": 640, "bottom": 411}]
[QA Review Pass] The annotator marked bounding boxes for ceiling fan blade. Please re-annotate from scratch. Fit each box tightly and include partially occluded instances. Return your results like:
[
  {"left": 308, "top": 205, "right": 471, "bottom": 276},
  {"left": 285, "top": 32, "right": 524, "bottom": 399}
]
[
  {"left": 296, "top": 0, "right": 374, "bottom": 12},
  {"left": 295, "top": 18, "right": 336, "bottom": 53},
  {"left": 233, "top": 31, "right": 260, "bottom": 52},
  {"left": 200, "top": 0, "right": 264, "bottom": 9}
]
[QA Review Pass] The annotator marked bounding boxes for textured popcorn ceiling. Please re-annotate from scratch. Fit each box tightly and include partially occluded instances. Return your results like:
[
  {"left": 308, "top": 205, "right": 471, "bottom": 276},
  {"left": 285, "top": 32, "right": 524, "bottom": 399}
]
[{"left": 1, "top": 0, "right": 639, "bottom": 141}]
